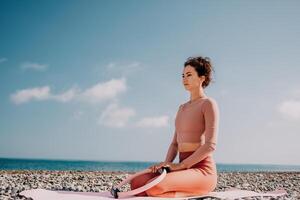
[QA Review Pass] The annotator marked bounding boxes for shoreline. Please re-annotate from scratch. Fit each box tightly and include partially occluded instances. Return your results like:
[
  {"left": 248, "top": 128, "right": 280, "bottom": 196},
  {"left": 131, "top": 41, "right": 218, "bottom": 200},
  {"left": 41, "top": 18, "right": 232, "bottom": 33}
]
[{"left": 0, "top": 170, "right": 299, "bottom": 199}]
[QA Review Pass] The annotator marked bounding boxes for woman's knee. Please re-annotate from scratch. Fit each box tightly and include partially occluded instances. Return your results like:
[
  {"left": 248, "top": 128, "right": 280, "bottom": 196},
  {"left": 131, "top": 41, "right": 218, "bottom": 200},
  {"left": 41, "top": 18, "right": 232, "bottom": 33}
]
[
  {"left": 130, "top": 177, "right": 139, "bottom": 190},
  {"left": 130, "top": 173, "right": 158, "bottom": 190},
  {"left": 130, "top": 177, "right": 145, "bottom": 190}
]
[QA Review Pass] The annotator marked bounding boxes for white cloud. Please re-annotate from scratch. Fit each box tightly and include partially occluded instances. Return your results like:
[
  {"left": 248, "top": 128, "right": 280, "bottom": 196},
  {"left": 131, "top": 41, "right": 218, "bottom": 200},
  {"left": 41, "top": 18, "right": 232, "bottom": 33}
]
[
  {"left": 135, "top": 115, "right": 169, "bottom": 128},
  {"left": 9, "top": 78, "right": 170, "bottom": 129},
  {"left": 98, "top": 103, "right": 136, "bottom": 128},
  {"left": 80, "top": 78, "right": 127, "bottom": 103},
  {"left": 50, "top": 87, "right": 79, "bottom": 103},
  {"left": 106, "top": 61, "right": 141, "bottom": 71},
  {"left": 278, "top": 99, "right": 300, "bottom": 120},
  {"left": 10, "top": 78, "right": 127, "bottom": 105},
  {"left": 0, "top": 57, "right": 7, "bottom": 64},
  {"left": 10, "top": 86, "right": 51, "bottom": 104},
  {"left": 104, "top": 61, "right": 143, "bottom": 77},
  {"left": 10, "top": 86, "right": 79, "bottom": 105},
  {"left": 20, "top": 62, "right": 48, "bottom": 71}
]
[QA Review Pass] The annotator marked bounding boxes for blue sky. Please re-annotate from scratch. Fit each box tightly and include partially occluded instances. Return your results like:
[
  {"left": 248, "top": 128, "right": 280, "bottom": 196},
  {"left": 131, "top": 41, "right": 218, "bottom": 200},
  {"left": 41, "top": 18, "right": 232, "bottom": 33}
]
[{"left": 1, "top": 0, "right": 300, "bottom": 165}]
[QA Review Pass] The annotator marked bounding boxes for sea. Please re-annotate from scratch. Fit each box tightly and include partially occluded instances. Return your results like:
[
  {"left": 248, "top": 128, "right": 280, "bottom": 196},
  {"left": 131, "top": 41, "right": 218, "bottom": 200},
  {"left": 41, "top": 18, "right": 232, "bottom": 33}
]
[{"left": 1, "top": 158, "right": 300, "bottom": 172}]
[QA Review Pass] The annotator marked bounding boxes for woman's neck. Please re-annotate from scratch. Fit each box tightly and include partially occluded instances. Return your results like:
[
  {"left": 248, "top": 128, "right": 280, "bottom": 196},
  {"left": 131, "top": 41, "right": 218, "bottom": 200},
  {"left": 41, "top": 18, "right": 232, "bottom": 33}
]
[{"left": 190, "top": 88, "right": 206, "bottom": 101}]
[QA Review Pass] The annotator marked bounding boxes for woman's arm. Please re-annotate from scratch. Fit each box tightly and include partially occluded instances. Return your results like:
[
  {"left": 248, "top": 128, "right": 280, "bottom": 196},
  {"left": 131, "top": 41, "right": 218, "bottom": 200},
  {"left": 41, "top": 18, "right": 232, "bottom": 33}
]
[
  {"left": 164, "top": 130, "right": 178, "bottom": 162},
  {"left": 180, "top": 98, "right": 219, "bottom": 169}
]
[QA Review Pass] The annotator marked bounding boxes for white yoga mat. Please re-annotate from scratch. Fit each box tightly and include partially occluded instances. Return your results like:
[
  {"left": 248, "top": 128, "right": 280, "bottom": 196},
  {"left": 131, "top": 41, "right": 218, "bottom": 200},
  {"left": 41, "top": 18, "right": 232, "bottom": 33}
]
[{"left": 20, "top": 187, "right": 287, "bottom": 200}]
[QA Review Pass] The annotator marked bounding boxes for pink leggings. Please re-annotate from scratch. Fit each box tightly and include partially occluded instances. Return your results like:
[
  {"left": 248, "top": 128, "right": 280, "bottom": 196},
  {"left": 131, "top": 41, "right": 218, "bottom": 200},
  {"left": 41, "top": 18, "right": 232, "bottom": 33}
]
[{"left": 130, "top": 152, "right": 218, "bottom": 198}]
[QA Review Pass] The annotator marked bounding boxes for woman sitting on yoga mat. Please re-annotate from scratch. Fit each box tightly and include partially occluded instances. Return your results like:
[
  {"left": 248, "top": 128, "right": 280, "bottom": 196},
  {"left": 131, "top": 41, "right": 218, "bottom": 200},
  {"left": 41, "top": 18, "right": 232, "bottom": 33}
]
[{"left": 130, "top": 56, "right": 219, "bottom": 198}]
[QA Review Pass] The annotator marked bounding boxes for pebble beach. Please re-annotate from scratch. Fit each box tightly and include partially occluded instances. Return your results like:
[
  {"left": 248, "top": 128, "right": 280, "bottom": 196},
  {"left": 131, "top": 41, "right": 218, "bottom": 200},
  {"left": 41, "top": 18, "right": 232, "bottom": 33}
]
[{"left": 0, "top": 170, "right": 299, "bottom": 200}]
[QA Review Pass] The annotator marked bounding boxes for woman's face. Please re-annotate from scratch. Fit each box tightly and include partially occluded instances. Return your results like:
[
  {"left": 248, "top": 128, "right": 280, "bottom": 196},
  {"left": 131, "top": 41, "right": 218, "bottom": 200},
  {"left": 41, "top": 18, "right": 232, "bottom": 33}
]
[{"left": 182, "top": 65, "right": 205, "bottom": 91}]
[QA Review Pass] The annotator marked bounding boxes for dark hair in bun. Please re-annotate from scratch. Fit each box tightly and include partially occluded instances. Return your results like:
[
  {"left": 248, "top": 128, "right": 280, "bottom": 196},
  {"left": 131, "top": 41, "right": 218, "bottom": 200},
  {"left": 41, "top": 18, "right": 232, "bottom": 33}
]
[{"left": 184, "top": 56, "right": 214, "bottom": 88}]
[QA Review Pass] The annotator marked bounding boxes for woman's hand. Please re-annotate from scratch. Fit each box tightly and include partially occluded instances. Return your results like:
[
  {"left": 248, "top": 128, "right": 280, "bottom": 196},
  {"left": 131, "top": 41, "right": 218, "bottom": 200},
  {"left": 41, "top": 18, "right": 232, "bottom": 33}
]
[
  {"left": 149, "top": 162, "right": 186, "bottom": 173},
  {"left": 149, "top": 161, "right": 171, "bottom": 173},
  {"left": 164, "top": 162, "right": 187, "bottom": 172}
]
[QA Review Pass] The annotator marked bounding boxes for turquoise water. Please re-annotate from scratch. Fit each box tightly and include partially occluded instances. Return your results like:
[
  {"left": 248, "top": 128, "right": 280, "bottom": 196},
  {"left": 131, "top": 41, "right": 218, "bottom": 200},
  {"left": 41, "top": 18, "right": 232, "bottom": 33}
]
[{"left": 1, "top": 158, "right": 300, "bottom": 172}]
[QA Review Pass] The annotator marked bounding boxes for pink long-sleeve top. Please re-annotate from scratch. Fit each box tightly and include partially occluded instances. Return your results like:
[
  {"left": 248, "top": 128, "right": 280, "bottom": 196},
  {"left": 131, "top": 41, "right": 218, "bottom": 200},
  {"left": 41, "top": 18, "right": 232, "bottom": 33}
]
[{"left": 172, "top": 97, "right": 219, "bottom": 169}]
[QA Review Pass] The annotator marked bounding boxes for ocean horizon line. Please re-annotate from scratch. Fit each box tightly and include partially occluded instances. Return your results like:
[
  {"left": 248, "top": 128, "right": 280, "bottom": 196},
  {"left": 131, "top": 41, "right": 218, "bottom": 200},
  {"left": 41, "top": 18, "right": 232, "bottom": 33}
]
[{"left": 1, "top": 157, "right": 300, "bottom": 168}]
